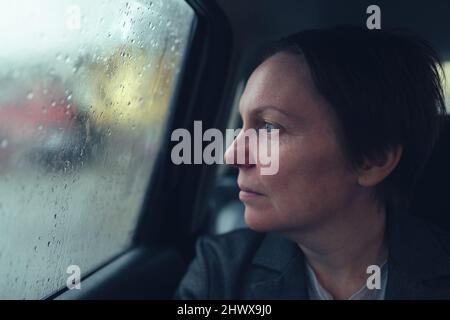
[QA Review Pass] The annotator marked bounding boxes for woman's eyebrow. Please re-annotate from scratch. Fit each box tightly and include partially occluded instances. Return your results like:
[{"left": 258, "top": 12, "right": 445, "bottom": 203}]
[{"left": 251, "top": 105, "right": 301, "bottom": 120}]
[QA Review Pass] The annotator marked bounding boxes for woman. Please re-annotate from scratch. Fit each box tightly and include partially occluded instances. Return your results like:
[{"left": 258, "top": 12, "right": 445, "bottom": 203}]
[{"left": 175, "top": 26, "right": 450, "bottom": 299}]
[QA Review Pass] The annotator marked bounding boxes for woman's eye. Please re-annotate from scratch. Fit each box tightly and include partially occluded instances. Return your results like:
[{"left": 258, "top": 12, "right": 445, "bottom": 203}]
[{"left": 263, "top": 122, "right": 276, "bottom": 133}]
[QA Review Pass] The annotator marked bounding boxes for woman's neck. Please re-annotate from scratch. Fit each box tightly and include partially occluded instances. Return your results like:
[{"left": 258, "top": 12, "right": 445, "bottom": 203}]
[{"left": 292, "top": 198, "right": 388, "bottom": 299}]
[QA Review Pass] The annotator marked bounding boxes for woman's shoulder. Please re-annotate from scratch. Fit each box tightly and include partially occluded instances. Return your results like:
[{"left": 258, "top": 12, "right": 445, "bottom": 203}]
[{"left": 174, "top": 228, "right": 268, "bottom": 299}]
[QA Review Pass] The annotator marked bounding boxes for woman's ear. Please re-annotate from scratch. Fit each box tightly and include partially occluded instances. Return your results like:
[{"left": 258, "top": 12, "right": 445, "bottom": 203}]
[{"left": 357, "top": 145, "right": 403, "bottom": 187}]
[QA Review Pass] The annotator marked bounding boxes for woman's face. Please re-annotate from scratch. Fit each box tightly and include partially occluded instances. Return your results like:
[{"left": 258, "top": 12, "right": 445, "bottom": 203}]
[{"left": 224, "top": 52, "right": 362, "bottom": 233}]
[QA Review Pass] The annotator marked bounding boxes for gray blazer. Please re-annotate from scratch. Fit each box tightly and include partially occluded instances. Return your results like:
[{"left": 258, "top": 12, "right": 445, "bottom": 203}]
[{"left": 175, "top": 208, "right": 450, "bottom": 299}]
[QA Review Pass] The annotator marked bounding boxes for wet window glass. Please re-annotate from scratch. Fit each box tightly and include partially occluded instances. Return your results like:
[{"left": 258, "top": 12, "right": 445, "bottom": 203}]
[{"left": 0, "top": 0, "right": 193, "bottom": 299}]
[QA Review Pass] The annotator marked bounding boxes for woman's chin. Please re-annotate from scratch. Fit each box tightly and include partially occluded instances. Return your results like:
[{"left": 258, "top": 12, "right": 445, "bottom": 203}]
[
  {"left": 243, "top": 206, "right": 316, "bottom": 234},
  {"left": 244, "top": 207, "right": 280, "bottom": 233}
]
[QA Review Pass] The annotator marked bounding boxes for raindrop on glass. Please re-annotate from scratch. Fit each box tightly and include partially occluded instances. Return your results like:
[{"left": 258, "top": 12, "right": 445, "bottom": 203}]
[{"left": 0, "top": 139, "right": 8, "bottom": 148}]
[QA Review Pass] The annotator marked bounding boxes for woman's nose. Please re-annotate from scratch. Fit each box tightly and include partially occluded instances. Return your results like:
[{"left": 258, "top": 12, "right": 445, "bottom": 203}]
[
  {"left": 224, "top": 139, "right": 237, "bottom": 167},
  {"left": 224, "top": 130, "right": 255, "bottom": 168}
]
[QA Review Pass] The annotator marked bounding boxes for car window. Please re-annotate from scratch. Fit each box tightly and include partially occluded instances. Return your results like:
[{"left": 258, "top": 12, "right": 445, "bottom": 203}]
[{"left": 0, "top": 0, "right": 193, "bottom": 299}]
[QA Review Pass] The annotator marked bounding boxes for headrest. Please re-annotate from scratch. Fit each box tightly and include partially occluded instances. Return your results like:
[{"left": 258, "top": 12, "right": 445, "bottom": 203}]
[{"left": 411, "top": 116, "right": 450, "bottom": 230}]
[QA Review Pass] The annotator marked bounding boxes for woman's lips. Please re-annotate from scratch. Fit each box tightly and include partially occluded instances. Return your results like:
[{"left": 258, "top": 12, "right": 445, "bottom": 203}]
[{"left": 238, "top": 185, "right": 265, "bottom": 201}]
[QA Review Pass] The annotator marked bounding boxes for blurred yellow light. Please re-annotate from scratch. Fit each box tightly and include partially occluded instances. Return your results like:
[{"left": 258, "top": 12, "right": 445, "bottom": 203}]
[{"left": 87, "top": 46, "right": 176, "bottom": 133}]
